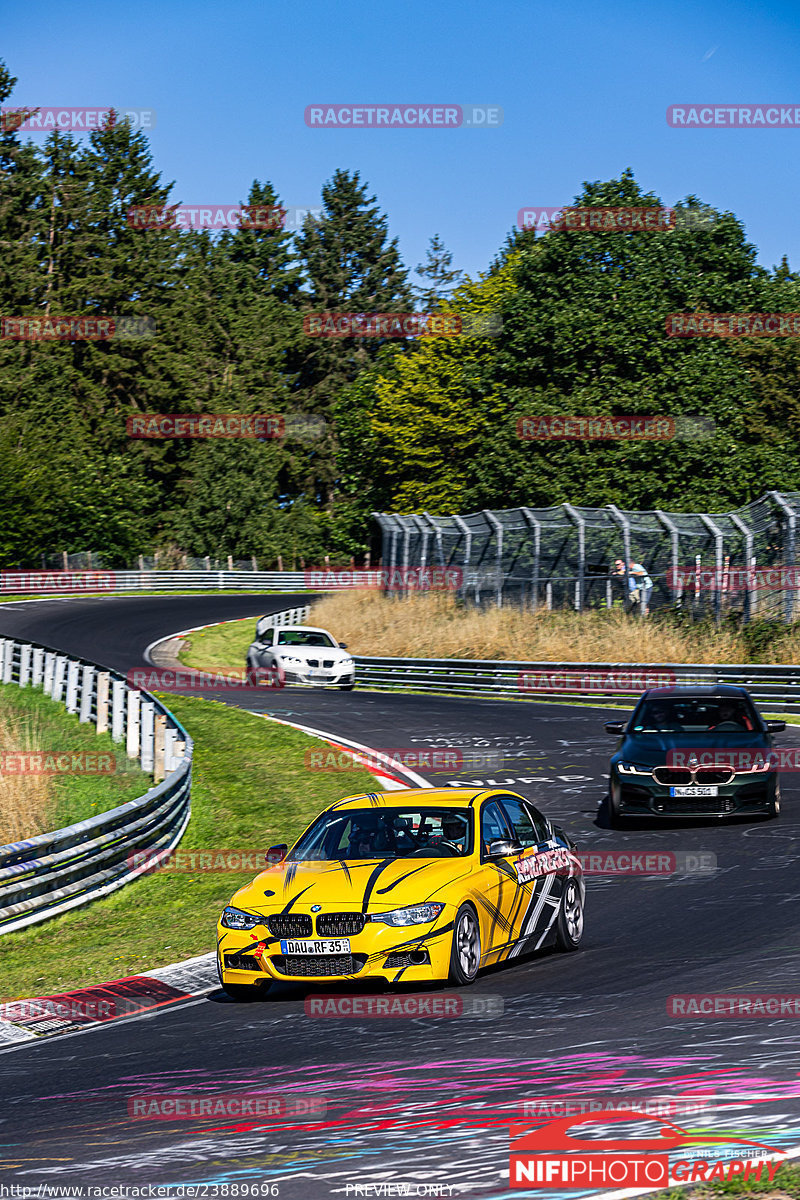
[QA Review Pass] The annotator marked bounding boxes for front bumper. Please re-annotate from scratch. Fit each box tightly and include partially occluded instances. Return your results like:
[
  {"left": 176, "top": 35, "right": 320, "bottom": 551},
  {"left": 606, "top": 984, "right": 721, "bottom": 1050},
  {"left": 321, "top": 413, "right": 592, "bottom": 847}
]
[
  {"left": 282, "top": 666, "right": 355, "bottom": 687},
  {"left": 217, "top": 910, "right": 454, "bottom": 987},
  {"left": 610, "top": 770, "right": 779, "bottom": 817}
]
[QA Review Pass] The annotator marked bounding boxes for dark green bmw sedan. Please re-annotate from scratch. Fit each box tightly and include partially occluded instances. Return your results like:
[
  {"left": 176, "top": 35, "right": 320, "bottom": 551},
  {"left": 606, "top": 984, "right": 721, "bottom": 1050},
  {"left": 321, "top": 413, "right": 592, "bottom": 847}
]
[{"left": 605, "top": 686, "right": 785, "bottom": 824}]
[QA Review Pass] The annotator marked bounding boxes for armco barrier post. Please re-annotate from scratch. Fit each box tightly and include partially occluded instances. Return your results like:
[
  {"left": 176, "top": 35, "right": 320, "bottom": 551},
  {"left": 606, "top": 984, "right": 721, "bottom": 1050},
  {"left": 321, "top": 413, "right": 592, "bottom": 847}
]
[
  {"left": 19, "top": 643, "right": 32, "bottom": 686},
  {"left": 52, "top": 655, "right": 67, "bottom": 702},
  {"left": 111, "top": 678, "right": 125, "bottom": 742},
  {"left": 140, "top": 699, "right": 155, "bottom": 772},
  {"left": 164, "top": 725, "right": 176, "bottom": 773},
  {"left": 2, "top": 639, "right": 13, "bottom": 684},
  {"left": 96, "top": 671, "right": 110, "bottom": 733},
  {"left": 154, "top": 713, "right": 166, "bottom": 782},
  {"left": 32, "top": 646, "right": 44, "bottom": 687},
  {"left": 65, "top": 660, "right": 80, "bottom": 713},
  {"left": 79, "top": 664, "right": 94, "bottom": 722},
  {"left": 127, "top": 689, "right": 141, "bottom": 759}
]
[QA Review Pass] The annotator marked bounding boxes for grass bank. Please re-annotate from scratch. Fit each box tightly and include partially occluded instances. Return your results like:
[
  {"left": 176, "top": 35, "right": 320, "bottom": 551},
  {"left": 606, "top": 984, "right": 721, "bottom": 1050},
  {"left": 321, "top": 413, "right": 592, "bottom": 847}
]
[
  {"left": 0, "top": 684, "right": 152, "bottom": 845},
  {"left": 0, "top": 696, "right": 381, "bottom": 1001}
]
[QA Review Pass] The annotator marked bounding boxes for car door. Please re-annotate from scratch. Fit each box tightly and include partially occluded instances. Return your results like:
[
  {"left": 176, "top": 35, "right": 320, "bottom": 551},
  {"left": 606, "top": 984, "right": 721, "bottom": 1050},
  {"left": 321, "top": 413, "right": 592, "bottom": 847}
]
[
  {"left": 474, "top": 798, "right": 520, "bottom": 960},
  {"left": 495, "top": 795, "right": 567, "bottom": 955}
]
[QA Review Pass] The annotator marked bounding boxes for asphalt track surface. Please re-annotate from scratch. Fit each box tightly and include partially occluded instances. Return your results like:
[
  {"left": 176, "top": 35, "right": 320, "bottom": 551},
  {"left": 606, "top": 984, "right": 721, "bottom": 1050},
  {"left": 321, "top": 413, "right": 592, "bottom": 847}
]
[{"left": 2, "top": 595, "right": 800, "bottom": 1197}]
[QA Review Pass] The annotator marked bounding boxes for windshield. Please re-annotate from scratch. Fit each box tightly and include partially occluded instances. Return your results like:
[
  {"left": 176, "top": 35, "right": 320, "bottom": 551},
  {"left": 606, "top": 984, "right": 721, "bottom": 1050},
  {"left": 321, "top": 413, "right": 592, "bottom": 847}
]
[
  {"left": 632, "top": 697, "right": 759, "bottom": 733},
  {"left": 289, "top": 807, "right": 474, "bottom": 861},
  {"left": 276, "top": 630, "right": 335, "bottom": 648}
]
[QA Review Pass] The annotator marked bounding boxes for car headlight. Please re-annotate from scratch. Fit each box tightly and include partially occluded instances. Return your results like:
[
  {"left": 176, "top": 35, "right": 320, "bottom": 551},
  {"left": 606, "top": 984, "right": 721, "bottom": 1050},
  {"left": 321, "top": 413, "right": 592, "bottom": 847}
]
[
  {"left": 220, "top": 906, "right": 264, "bottom": 930},
  {"left": 617, "top": 761, "right": 651, "bottom": 775},
  {"left": 339, "top": 657, "right": 354, "bottom": 668},
  {"left": 370, "top": 903, "right": 445, "bottom": 926}
]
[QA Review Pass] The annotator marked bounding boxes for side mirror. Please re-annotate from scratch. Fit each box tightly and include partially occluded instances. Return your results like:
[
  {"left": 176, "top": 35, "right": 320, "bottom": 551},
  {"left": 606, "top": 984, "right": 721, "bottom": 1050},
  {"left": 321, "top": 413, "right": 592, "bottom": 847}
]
[
  {"left": 767, "top": 721, "right": 786, "bottom": 733},
  {"left": 486, "top": 838, "right": 524, "bottom": 858},
  {"left": 604, "top": 722, "right": 625, "bottom": 735},
  {"left": 338, "top": 642, "right": 348, "bottom": 649},
  {"left": 265, "top": 844, "right": 287, "bottom": 865}
]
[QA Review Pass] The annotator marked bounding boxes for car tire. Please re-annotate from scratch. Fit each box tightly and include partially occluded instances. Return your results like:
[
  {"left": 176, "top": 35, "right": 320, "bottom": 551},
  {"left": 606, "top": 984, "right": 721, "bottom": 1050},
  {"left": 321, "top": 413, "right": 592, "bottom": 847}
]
[
  {"left": 448, "top": 903, "right": 481, "bottom": 986},
  {"left": 555, "top": 879, "right": 584, "bottom": 951},
  {"left": 339, "top": 683, "right": 355, "bottom": 691},
  {"left": 768, "top": 793, "right": 781, "bottom": 818}
]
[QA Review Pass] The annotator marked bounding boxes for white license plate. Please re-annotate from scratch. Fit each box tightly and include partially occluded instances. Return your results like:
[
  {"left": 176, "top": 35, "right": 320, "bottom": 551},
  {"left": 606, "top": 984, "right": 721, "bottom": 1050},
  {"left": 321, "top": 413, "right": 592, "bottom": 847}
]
[
  {"left": 280, "top": 939, "right": 351, "bottom": 955},
  {"left": 670, "top": 785, "right": 718, "bottom": 797},
  {"left": 306, "top": 667, "right": 327, "bottom": 677}
]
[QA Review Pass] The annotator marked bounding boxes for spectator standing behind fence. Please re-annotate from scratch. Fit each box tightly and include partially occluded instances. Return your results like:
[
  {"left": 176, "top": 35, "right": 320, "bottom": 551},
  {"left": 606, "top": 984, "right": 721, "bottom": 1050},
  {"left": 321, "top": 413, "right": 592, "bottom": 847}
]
[{"left": 613, "top": 558, "right": 654, "bottom": 615}]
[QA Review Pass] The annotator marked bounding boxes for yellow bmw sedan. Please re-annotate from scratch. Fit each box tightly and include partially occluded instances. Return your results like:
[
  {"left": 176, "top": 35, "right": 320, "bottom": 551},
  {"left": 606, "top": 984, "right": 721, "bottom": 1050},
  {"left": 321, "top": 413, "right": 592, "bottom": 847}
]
[{"left": 216, "top": 788, "right": 584, "bottom": 998}]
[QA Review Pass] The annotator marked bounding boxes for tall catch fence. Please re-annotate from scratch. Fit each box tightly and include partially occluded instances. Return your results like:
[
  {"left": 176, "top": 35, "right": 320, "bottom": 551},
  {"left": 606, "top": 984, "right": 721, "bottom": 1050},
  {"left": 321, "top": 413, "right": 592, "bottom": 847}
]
[{"left": 374, "top": 492, "right": 800, "bottom": 623}]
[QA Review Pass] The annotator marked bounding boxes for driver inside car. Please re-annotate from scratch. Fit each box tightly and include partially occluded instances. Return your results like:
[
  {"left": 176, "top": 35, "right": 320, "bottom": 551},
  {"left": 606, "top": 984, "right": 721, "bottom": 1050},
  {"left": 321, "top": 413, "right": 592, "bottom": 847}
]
[{"left": 440, "top": 813, "right": 468, "bottom": 854}]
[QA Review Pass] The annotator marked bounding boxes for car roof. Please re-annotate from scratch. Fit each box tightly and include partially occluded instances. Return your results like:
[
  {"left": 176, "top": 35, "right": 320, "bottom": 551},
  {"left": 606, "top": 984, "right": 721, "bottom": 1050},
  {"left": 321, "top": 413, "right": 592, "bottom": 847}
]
[
  {"left": 327, "top": 788, "right": 495, "bottom": 811},
  {"left": 642, "top": 685, "right": 750, "bottom": 699}
]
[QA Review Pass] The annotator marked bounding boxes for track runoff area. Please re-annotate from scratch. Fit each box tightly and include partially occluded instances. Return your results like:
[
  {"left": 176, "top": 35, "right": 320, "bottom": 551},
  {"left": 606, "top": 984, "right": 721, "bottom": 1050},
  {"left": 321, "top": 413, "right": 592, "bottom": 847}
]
[{"left": 0, "top": 594, "right": 799, "bottom": 1198}]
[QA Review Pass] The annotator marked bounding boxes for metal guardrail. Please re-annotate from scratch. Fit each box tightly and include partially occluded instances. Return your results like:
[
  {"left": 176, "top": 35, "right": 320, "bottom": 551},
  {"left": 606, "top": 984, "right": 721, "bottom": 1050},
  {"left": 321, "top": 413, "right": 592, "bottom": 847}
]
[
  {"left": 0, "top": 637, "right": 193, "bottom": 935},
  {"left": 351, "top": 655, "right": 800, "bottom": 711},
  {"left": 255, "top": 606, "right": 311, "bottom": 637},
  {"left": 0, "top": 570, "right": 364, "bottom": 594}
]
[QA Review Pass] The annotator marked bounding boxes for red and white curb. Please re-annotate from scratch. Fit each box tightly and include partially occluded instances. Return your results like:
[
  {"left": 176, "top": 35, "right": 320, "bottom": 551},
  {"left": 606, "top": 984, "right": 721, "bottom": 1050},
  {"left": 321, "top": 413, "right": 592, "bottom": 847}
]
[
  {"left": 261, "top": 714, "right": 431, "bottom": 790},
  {"left": 0, "top": 951, "right": 218, "bottom": 1047}
]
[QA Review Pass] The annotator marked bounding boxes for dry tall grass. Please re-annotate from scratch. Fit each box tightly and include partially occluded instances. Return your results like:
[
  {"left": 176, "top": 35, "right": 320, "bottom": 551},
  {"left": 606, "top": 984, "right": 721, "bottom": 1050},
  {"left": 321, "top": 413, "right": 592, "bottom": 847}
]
[
  {"left": 312, "top": 591, "right": 766, "bottom": 663},
  {"left": 0, "top": 711, "right": 53, "bottom": 845}
]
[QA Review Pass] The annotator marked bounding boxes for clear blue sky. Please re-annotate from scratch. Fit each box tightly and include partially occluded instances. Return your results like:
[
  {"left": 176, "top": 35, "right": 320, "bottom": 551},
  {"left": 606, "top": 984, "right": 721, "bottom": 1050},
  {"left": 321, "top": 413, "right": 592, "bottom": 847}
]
[{"left": 5, "top": 0, "right": 800, "bottom": 283}]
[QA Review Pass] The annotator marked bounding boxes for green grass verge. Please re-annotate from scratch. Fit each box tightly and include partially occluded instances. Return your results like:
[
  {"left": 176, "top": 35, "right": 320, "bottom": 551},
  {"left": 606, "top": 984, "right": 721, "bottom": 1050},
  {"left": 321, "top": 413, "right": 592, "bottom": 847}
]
[
  {"left": 0, "top": 696, "right": 381, "bottom": 1001},
  {"left": 178, "top": 616, "right": 259, "bottom": 675},
  {"left": 0, "top": 683, "right": 152, "bottom": 835}
]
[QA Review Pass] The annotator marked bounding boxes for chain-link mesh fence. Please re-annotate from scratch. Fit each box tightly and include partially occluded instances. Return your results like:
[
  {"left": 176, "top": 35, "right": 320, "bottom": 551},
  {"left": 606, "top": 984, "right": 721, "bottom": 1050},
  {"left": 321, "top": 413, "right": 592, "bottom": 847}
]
[{"left": 374, "top": 492, "right": 800, "bottom": 622}]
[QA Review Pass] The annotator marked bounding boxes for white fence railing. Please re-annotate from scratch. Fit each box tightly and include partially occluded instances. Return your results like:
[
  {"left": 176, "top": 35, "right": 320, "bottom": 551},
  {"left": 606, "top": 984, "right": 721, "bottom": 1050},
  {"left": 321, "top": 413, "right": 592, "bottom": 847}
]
[{"left": 0, "top": 638, "right": 193, "bottom": 935}]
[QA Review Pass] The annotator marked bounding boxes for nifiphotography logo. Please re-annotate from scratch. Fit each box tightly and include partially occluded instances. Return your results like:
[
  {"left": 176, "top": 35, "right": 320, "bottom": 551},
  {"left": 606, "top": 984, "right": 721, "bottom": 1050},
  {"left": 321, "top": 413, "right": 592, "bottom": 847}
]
[{"left": 509, "top": 1108, "right": 784, "bottom": 1188}]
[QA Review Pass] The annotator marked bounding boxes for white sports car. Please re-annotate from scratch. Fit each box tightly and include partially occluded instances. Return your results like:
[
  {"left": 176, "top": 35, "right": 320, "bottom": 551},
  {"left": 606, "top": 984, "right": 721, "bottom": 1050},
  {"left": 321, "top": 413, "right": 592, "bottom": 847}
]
[{"left": 246, "top": 623, "right": 356, "bottom": 689}]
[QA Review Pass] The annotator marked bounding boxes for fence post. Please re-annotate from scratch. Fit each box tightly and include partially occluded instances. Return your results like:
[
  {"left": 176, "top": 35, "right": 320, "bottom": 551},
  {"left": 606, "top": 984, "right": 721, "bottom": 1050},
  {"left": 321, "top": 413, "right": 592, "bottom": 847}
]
[
  {"left": 96, "top": 672, "right": 110, "bottom": 733},
  {"left": 127, "top": 690, "right": 141, "bottom": 760},
  {"left": 19, "top": 644, "right": 32, "bottom": 687},
  {"left": 154, "top": 713, "right": 166, "bottom": 782},
  {"left": 32, "top": 647, "right": 44, "bottom": 687},
  {"left": 111, "top": 679, "right": 126, "bottom": 743},
  {"left": 52, "top": 656, "right": 67, "bottom": 702},
  {"left": 65, "top": 660, "right": 80, "bottom": 713},
  {"left": 79, "top": 664, "right": 95, "bottom": 723},
  {"left": 483, "top": 511, "right": 504, "bottom": 609},
  {"left": 2, "top": 639, "right": 14, "bottom": 684},
  {"left": 140, "top": 700, "right": 155, "bottom": 772},
  {"left": 43, "top": 652, "right": 55, "bottom": 695},
  {"left": 164, "top": 725, "right": 176, "bottom": 774}
]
